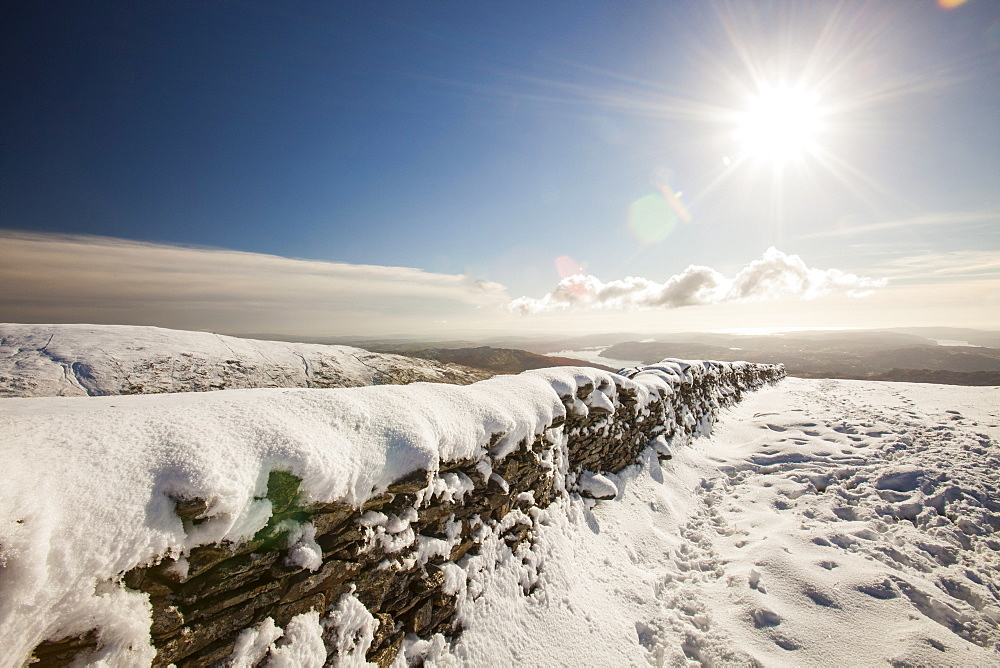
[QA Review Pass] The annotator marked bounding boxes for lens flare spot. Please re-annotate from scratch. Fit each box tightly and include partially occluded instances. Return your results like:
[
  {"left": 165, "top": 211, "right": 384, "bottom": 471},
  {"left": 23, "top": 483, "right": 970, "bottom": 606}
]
[
  {"left": 554, "top": 255, "right": 590, "bottom": 296},
  {"left": 554, "top": 255, "right": 584, "bottom": 279},
  {"left": 628, "top": 169, "right": 692, "bottom": 244},
  {"left": 628, "top": 193, "right": 677, "bottom": 243}
]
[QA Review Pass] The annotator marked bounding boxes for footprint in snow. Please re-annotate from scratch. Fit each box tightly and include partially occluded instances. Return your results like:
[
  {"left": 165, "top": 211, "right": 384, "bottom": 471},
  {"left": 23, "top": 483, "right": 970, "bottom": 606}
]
[
  {"left": 805, "top": 589, "right": 839, "bottom": 608},
  {"left": 750, "top": 607, "right": 782, "bottom": 628},
  {"left": 773, "top": 636, "right": 801, "bottom": 651}
]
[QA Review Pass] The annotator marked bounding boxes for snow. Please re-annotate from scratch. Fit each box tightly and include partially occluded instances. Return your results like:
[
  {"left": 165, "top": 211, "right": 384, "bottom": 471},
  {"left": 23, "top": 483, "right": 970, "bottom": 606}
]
[
  {"left": 576, "top": 472, "right": 620, "bottom": 500},
  {"left": 0, "top": 323, "right": 489, "bottom": 397},
  {"left": 224, "top": 611, "right": 330, "bottom": 668},
  {"left": 325, "top": 591, "right": 378, "bottom": 665},
  {"left": 417, "top": 377, "right": 1000, "bottom": 666},
  {"left": 0, "top": 362, "right": 672, "bottom": 664},
  {"left": 2, "top": 343, "right": 997, "bottom": 666},
  {"left": 265, "top": 611, "right": 328, "bottom": 667},
  {"left": 229, "top": 617, "right": 284, "bottom": 667}
]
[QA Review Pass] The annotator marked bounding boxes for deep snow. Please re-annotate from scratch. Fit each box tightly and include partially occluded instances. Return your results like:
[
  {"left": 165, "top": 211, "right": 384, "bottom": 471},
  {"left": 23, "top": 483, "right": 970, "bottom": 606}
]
[
  {"left": 0, "top": 362, "right": 686, "bottom": 665},
  {"left": 1, "top": 364, "right": 997, "bottom": 666},
  {"left": 420, "top": 377, "right": 1000, "bottom": 666}
]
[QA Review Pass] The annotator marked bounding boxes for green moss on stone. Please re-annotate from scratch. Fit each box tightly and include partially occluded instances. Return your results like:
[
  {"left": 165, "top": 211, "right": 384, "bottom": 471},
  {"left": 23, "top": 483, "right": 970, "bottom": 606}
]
[{"left": 252, "top": 469, "right": 310, "bottom": 551}]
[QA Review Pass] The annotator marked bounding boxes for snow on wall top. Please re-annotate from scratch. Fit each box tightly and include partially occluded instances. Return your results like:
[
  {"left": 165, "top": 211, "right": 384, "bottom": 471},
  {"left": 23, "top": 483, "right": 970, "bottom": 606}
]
[{"left": 0, "top": 323, "right": 491, "bottom": 397}]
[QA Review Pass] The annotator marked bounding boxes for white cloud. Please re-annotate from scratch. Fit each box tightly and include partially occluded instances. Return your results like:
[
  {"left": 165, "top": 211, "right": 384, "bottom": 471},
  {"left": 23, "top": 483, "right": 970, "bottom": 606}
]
[
  {"left": 0, "top": 232, "right": 511, "bottom": 336},
  {"left": 510, "top": 247, "right": 887, "bottom": 315}
]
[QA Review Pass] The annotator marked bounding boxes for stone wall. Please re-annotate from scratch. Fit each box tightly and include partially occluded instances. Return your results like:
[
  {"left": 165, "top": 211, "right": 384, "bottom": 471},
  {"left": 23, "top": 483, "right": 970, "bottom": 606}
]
[{"left": 30, "top": 361, "right": 784, "bottom": 666}]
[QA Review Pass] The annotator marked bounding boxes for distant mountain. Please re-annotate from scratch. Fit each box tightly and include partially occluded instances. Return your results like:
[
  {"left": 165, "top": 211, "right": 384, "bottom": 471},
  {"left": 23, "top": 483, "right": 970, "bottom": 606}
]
[
  {"left": 387, "top": 346, "right": 617, "bottom": 374},
  {"left": 886, "top": 327, "right": 1000, "bottom": 348},
  {"left": 793, "top": 368, "right": 1000, "bottom": 385},
  {"left": 601, "top": 333, "right": 1000, "bottom": 386},
  {"left": 0, "top": 324, "right": 493, "bottom": 397}
]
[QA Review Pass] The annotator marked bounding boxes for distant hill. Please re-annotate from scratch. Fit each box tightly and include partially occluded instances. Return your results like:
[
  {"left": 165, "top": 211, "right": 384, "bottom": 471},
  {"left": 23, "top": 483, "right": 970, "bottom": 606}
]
[
  {"left": 887, "top": 327, "right": 1000, "bottom": 348},
  {"left": 791, "top": 368, "right": 1000, "bottom": 385},
  {"left": 387, "top": 346, "right": 617, "bottom": 374},
  {"left": 600, "top": 334, "right": 1000, "bottom": 386},
  {"left": 0, "top": 324, "right": 492, "bottom": 397}
]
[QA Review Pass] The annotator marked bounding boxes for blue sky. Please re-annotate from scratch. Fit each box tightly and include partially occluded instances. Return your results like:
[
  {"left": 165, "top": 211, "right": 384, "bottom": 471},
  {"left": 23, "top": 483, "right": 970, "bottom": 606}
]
[{"left": 2, "top": 1, "right": 998, "bottom": 336}]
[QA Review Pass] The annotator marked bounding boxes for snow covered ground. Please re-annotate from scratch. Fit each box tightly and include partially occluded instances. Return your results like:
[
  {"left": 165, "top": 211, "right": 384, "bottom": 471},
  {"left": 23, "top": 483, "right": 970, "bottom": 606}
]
[
  {"left": 421, "top": 378, "right": 1000, "bottom": 666},
  {"left": 0, "top": 324, "right": 490, "bottom": 397},
  {"left": 1, "top": 355, "right": 997, "bottom": 666}
]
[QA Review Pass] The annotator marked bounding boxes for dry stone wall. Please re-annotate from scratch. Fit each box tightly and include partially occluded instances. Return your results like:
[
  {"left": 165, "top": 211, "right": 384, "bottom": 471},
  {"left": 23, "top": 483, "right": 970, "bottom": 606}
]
[{"left": 30, "top": 361, "right": 784, "bottom": 666}]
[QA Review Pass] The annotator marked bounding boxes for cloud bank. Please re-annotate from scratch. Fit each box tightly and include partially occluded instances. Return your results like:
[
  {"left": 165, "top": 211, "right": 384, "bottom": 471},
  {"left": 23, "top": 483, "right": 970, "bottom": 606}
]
[
  {"left": 510, "top": 247, "right": 887, "bottom": 315},
  {"left": 0, "top": 232, "right": 511, "bottom": 336}
]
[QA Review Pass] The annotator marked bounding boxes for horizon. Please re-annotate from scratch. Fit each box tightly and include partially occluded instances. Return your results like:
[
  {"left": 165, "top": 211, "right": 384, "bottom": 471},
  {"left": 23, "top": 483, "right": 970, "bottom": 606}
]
[{"left": 2, "top": 1, "right": 998, "bottom": 336}]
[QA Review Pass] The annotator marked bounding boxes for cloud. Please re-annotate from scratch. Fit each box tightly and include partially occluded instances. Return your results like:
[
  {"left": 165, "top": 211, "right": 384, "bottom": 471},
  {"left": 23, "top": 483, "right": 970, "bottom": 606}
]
[
  {"left": 0, "top": 232, "right": 511, "bottom": 336},
  {"left": 510, "top": 247, "right": 887, "bottom": 315}
]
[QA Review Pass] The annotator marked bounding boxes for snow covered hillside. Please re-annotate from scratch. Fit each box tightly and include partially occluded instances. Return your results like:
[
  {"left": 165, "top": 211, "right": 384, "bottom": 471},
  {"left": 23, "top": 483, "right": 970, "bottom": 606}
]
[
  {"left": 0, "top": 324, "right": 492, "bottom": 397},
  {"left": 439, "top": 378, "right": 1000, "bottom": 666}
]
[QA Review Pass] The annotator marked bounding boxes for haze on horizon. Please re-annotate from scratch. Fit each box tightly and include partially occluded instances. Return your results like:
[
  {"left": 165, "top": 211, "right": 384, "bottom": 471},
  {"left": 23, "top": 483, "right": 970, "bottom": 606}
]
[{"left": 2, "top": 1, "right": 998, "bottom": 338}]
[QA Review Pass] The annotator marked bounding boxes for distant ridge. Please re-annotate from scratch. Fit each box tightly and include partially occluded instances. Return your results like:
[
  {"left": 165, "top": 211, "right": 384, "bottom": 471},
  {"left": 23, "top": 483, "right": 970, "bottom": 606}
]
[
  {"left": 387, "top": 346, "right": 618, "bottom": 374},
  {"left": 599, "top": 333, "right": 1000, "bottom": 386}
]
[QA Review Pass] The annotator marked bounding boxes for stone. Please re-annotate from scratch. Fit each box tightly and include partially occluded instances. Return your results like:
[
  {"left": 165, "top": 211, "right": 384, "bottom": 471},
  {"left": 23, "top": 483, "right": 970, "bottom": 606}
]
[
  {"left": 409, "top": 567, "right": 446, "bottom": 596},
  {"left": 273, "top": 592, "right": 328, "bottom": 628},
  {"left": 28, "top": 630, "right": 99, "bottom": 667},
  {"left": 310, "top": 504, "right": 355, "bottom": 535},
  {"left": 367, "top": 630, "right": 405, "bottom": 668},
  {"left": 367, "top": 612, "right": 397, "bottom": 655},
  {"left": 405, "top": 599, "right": 434, "bottom": 634},
  {"left": 150, "top": 605, "right": 185, "bottom": 639},
  {"left": 385, "top": 468, "right": 430, "bottom": 494},
  {"left": 361, "top": 493, "right": 395, "bottom": 510},
  {"left": 183, "top": 577, "right": 286, "bottom": 623},
  {"left": 171, "top": 496, "right": 211, "bottom": 527},
  {"left": 285, "top": 559, "right": 361, "bottom": 601}
]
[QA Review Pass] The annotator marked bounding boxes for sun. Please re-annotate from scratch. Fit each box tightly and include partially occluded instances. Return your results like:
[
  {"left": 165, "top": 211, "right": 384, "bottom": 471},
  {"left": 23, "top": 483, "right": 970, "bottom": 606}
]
[{"left": 734, "top": 85, "right": 824, "bottom": 165}]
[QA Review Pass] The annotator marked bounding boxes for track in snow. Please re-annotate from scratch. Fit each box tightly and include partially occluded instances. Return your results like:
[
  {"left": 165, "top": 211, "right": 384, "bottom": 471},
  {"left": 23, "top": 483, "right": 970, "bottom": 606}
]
[{"left": 431, "top": 378, "right": 1000, "bottom": 667}]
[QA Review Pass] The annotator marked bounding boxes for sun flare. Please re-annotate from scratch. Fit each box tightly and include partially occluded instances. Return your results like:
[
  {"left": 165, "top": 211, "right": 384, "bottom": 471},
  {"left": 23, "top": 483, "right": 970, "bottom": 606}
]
[{"left": 734, "top": 85, "right": 824, "bottom": 164}]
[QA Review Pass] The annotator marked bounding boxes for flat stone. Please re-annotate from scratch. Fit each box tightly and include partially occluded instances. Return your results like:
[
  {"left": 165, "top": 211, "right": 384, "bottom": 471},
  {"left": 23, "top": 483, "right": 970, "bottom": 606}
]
[
  {"left": 385, "top": 468, "right": 430, "bottom": 494},
  {"left": 273, "top": 592, "right": 328, "bottom": 629},
  {"left": 184, "top": 577, "right": 286, "bottom": 623},
  {"left": 286, "top": 559, "right": 361, "bottom": 601},
  {"left": 362, "top": 493, "right": 395, "bottom": 510},
  {"left": 29, "top": 630, "right": 99, "bottom": 667},
  {"left": 310, "top": 505, "right": 355, "bottom": 535}
]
